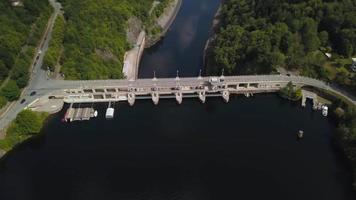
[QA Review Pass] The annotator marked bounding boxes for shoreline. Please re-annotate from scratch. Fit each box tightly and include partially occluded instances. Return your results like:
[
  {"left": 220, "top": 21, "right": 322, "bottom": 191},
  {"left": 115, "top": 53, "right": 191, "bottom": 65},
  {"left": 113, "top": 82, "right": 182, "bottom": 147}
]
[
  {"left": 145, "top": 0, "right": 182, "bottom": 48},
  {"left": 122, "top": 0, "right": 182, "bottom": 80},
  {"left": 203, "top": 2, "right": 222, "bottom": 73}
]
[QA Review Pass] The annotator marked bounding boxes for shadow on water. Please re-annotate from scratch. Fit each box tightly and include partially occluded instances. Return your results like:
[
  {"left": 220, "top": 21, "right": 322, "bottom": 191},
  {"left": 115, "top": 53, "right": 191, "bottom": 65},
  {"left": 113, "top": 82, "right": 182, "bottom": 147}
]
[{"left": 0, "top": 94, "right": 355, "bottom": 200}]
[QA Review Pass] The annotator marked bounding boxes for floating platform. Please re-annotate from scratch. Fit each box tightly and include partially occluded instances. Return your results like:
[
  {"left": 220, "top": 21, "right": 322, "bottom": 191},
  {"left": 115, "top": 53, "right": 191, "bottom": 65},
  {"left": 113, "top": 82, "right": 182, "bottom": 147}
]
[{"left": 64, "top": 107, "right": 96, "bottom": 122}]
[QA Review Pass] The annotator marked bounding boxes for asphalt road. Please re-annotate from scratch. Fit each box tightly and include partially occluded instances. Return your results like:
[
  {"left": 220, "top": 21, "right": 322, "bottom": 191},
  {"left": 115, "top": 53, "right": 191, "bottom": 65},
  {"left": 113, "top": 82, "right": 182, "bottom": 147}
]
[
  {"left": 0, "top": 0, "right": 355, "bottom": 138},
  {"left": 0, "top": 0, "right": 61, "bottom": 137}
]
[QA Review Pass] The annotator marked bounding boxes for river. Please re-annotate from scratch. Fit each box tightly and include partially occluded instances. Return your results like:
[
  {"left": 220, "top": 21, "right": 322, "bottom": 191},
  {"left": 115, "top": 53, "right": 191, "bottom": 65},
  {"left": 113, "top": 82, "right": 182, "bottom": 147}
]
[
  {"left": 139, "top": 0, "right": 220, "bottom": 78},
  {"left": 0, "top": 0, "right": 355, "bottom": 199}
]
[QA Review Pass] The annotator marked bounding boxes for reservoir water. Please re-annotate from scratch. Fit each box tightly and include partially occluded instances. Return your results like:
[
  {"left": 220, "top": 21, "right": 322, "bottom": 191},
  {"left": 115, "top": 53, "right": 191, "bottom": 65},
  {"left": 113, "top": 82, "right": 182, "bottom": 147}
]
[
  {"left": 0, "top": 0, "right": 355, "bottom": 199},
  {"left": 139, "top": 0, "right": 220, "bottom": 78}
]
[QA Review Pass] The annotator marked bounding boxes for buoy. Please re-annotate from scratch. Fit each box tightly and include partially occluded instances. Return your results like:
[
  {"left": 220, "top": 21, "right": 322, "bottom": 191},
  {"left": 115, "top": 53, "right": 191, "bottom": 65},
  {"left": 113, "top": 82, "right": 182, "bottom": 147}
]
[{"left": 297, "top": 130, "right": 304, "bottom": 139}]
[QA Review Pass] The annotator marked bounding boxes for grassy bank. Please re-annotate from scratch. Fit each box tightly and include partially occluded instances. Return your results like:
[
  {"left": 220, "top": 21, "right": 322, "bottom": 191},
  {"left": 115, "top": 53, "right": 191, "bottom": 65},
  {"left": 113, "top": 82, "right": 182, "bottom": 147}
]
[{"left": 0, "top": 110, "right": 49, "bottom": 152}]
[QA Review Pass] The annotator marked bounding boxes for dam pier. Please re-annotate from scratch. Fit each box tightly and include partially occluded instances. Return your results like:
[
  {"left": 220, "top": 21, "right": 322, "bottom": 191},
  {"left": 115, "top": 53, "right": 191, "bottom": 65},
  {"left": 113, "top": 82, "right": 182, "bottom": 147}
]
[
  {"left": 58, "top": 75, "right": 291, "bottom": 105},
  {"left": 24, "top": 74, "right": 345, "bottom": 120}
]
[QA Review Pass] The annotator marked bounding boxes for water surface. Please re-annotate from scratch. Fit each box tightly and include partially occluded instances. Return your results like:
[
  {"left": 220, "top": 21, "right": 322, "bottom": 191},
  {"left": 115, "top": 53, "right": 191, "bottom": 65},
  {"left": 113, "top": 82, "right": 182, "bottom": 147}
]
[
  {"left": 139, "top": 0, "right": 220, "bottom": 78},
  {"left": 0, "top": 0, "right": 355, "bottom": 199},
  {"left": 0, "top": 96, "right": 354, "bottom": 200}
]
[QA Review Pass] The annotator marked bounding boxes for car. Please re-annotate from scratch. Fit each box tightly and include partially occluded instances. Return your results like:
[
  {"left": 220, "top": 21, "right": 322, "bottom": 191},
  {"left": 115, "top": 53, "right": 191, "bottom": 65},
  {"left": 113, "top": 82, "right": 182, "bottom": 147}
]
[
  {"left": 30, "top": 91, "right": 37, "bottom": 96},
  {"left": 20, "top": 99, "right": 26, "bottom": 104},
  {"left": 286, "top": 73, "right": 291, "bottom": 76}
]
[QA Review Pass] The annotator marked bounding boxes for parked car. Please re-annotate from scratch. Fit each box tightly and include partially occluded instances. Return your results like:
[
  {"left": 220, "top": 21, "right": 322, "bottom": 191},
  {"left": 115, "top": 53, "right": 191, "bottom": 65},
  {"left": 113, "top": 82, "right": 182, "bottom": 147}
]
[
  {"left": 30, "top": 91, "right": 37, "bottom": 96},
  {"left": 20, "top": 99, "right": 26, "bottom": 104}
]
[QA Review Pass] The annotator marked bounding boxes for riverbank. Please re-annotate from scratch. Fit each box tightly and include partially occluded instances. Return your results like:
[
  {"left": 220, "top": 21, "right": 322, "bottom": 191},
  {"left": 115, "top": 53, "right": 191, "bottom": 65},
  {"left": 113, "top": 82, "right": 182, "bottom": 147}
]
[
  {"left": 123, "top": 31, "right": 146, "bottom": 80},
  {"left": 0, "top": 110, "right": 49, "bottom": 158},
  {"left": 145, "top": 0, "right": 182, "bottom": 47},
  {"left": 301, "top": 86, "right": 356, "bottom": 191},
  {"left": 122, "top": 0, "right": 182, "bottom": 80},
  {"left": 203, "top": 2, "right": 222, "bottom": 74}
]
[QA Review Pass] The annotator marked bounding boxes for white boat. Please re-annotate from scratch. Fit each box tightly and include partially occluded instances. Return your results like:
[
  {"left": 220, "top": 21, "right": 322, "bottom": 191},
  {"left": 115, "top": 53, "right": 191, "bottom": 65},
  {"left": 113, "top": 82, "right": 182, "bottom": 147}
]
[
  {"left": 106, "top": 108, "right": 115, "bottom": 119},
  {"left": 93, "top": 110, "right": 98, "bottom": 117},
  {"left": 322, "top": 105, "right": 328, "bottom": 117}
]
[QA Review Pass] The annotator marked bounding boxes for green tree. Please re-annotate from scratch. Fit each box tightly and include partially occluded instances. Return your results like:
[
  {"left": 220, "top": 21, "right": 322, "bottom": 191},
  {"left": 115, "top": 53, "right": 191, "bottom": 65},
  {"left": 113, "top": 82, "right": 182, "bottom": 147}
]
[
  {"left": 13, "top": 110, "right": 43, "bottom": 135},
  {"left": 301, "top": 18, "right": 320, "bottom": 52},
  {"left": 1, "top": 80, "right": 20, "bottom": 101},
  {"left": 318, "top": 31, "right": 329, "bottom": 47},
  {"left": 0, "top": 95, "right": 7, "bottom": 109}
]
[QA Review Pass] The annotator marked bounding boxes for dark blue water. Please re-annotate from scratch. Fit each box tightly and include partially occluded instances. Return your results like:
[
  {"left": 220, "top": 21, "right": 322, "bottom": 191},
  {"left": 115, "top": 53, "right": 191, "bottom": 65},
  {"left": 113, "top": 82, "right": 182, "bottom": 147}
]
[
  {"left": 139, "top": 0, "right": 220, "bottom": 78},
  {"left": 0, "top": 0, "right": 355, "bottom": 199},
  {"left": 0, "top": 96, "right": 354, "bottom": 199}
]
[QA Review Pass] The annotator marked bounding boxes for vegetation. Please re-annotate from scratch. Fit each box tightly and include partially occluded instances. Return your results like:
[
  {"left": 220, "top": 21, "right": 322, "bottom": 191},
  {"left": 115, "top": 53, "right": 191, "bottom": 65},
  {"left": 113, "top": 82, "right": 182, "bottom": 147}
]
[
  {"left": 0, "top": 0, "right": 52, "bottom": 106},
  {"left": 209, "top": 0, "right": 356, "bottom": 81},
  {"left": 152, "top": 0, "right": 173, "bottom": 19},
  {"left": 332, "top": 101, "right": 356, "bottom": 190},
  {"left": 0, "top": 110, "right": 48, "bottom": 151},
  {"left": 0, "top": 80, "right": 21, "bottom": 101},
  {"left": 56, "top": 0, "right": 174, "bottom": 79},
  {"left": 56, "top": 0, "right": 153, "bottom": 79},
  {"left": 0, "top": 96, "right": 7, "bottom": 110},
  {"left": 279, "top": 82, "right": 302, "bottom": 101},
  {"left": 43, "top": 15, "right": 65, "bottom": 71}
]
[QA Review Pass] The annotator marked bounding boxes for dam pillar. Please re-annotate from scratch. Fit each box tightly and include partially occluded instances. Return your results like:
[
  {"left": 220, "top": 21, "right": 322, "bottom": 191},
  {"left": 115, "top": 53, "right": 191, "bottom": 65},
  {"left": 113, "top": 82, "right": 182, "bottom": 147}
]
[
  {"left": 128, "top": 93, "right": 136, "bottom": 106},
  {"left": 198, "top": 91, "right": 206, "bottom": 103},
  {"left": 176, "top": 92, "right": 183, "bottom": 104},
  {"left": 222, "top": 90, "right": 230, "bottom": 103},
  {"left": 151, "top": 92, "right": 160, "bottom": 105}
]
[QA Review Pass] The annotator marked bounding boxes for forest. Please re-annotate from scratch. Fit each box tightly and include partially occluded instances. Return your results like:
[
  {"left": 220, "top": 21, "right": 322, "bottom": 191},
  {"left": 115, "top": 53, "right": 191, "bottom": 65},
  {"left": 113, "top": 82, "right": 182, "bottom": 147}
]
[
  {"left": 56, "top": 0, "right": 168, "bottom": 80},
  {"left": 209, "top": 0, "right": 355, "bottom": 90},
  {"left": 0, "top": 0, "right": 52, "bottom": 109}
]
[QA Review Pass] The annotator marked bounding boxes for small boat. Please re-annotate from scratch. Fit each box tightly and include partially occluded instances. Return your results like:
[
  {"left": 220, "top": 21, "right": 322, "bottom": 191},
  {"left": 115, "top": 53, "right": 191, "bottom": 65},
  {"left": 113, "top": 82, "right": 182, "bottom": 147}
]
[
  {"left": 297, "top": 130, "right": 304, "bottom": 139},
  {"left": 322, "top": 105, "right": 328, "bottom": 117},
  {"left": 93, "top": 110, "right": 98, "bottom": 117}
]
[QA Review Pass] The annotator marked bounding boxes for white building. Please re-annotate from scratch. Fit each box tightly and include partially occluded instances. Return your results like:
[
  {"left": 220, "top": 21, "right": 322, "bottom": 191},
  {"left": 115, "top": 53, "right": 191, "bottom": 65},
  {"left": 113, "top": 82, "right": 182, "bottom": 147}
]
[
  {"left": 10, "top": 0, "right": 23, "bottom": 7},
  {"left": 351, "top": 58, "right": 356, "bottom": 72}
]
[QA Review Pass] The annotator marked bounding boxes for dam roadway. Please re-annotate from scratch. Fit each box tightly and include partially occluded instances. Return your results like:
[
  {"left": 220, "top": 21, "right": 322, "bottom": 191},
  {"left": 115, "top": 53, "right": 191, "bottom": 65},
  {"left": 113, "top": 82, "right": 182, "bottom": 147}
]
[
  {"left": 0, "top": 74, "right": 355, "bottom": 137},
  {"left": 26, "top": 75, "right": 356, "bottom": 105}
]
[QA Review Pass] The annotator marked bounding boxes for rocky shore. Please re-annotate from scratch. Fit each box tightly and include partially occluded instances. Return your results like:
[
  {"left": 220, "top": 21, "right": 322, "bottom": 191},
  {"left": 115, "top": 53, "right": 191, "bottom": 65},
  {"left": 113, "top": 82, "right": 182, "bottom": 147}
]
[
  {"left": 123, "top": 0, "right": 182, "bottom": 80},
  {"left": 146, "top": 0, "right": 182, "bottom": 47},
  {"left": 203, "top": 3, "right": 222, "bottom": 74}
]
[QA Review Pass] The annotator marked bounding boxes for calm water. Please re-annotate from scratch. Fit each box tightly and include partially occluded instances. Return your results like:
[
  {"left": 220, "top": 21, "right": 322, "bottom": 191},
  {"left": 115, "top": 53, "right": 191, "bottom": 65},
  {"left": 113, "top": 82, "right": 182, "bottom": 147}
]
[
  {"left": 0, "top": 0, "right": 355, "bottom": 199},
  {"left": 139, "top": 0, "right": 220, "bottom": 78},
  {"left": 0, "top": 96, "right": 354, "bottom": 199}
]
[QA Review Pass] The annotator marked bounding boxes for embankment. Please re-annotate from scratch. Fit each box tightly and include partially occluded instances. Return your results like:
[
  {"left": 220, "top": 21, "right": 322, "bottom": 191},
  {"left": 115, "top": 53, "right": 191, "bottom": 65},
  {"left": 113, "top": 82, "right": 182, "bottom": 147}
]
[
  {"left": 203, "top": 3, "right": 222, "bottom": 74},
  {"left": 123, "top": 0, "right": 182, "bottom": 80},
  {"left": 145, "top": 0, "right": 182, "bottom": 47},
  {"left": 123, "top": 31, "right": 146, "bottom": 80}
]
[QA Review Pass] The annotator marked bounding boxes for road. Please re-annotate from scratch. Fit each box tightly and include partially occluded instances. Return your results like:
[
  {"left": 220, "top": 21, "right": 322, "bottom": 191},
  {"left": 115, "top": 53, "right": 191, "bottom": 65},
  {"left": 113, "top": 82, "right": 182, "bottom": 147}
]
[
  {"left": 1, "top": 0, "right": 355, "bottom": 138},
  {"left": 0, "top": 0, "right": 62, "bottom": 138},
  {"left": 23, "top": 75, "right": 356, "bottom": 107}
]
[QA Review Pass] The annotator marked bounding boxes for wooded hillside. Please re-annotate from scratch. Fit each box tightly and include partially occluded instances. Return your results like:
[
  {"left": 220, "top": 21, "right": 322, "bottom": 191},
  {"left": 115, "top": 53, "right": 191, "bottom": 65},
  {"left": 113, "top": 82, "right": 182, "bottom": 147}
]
[
  {"left": 0, "top": 0, "right": 52, "bottom": 109},
  {"left": 57, "top": 0, "right": 160, "bottom": 80},
  {"left": 209, "top": 0, "right": 356, "bottom": 79}
]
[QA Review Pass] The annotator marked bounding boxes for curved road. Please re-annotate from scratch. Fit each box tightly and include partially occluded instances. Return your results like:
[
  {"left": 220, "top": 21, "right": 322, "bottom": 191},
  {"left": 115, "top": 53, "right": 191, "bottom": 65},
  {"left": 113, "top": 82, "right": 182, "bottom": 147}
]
[
  {"left": 0, "top": 1, "right": 355, "bottom": 138},
  {"left": 0, "top": 0, "right": 61, "bottom": 138}
]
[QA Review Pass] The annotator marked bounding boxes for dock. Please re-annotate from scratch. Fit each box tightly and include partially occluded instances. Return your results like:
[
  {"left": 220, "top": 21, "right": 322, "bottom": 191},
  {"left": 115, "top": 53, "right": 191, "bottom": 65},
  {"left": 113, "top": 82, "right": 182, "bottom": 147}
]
[
  {"left": 64, "top": 104, "right": 96, "bottom": 122},
  {"left": 302, "top": 90, "right": 318, "bottom": 109}
]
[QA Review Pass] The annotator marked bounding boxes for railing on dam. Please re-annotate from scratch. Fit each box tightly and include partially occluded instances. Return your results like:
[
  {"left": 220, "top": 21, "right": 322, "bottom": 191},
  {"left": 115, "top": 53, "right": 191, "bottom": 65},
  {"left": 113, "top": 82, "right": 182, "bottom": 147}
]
[{"left": 57, "top": 75, "right": 303, "bottom": 105}]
